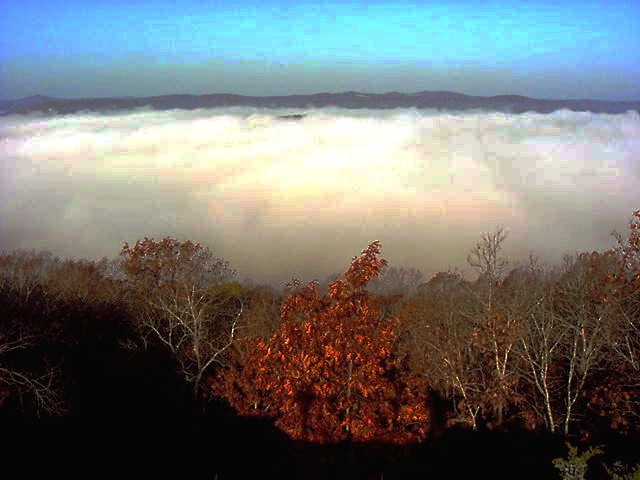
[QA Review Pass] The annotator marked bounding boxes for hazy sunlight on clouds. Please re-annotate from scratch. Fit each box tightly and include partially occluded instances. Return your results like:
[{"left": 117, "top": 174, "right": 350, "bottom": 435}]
[{"left": 1, "top": 107, "right": 638, "bottom": 288}]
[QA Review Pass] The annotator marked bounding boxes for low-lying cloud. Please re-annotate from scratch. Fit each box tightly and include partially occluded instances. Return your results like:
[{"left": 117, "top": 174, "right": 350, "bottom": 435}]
[{"left": 1, "top": 107, "right": 638, "bottom": 289}]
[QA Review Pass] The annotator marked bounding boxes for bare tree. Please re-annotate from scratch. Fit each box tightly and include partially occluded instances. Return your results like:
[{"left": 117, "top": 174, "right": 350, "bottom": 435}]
[
  {"left": 43, "top": 257, "right": 123, "bottom": 304},
  {"left": 0, "top": 249, "right": 59, "bottom": 301},
  {"left": 0, "top": 331, "right": 63, "bottom": 416},
  {"left": 0, "top": 251, "right": 64, "bottom": 416},
  {"left": 462, "top": 226, "right": 517, "bottom": 426},
  {"left": 399, "top": 242, "right": 526, "bottom": 430},
  {"left": 397, "top": 270, "right": 487, "bottom": 429},
  {"left": 551, "top": 251, "right": 620, "bottom": 434},
  {"left": 609, "top": 208, "right": 640, "bottom": 371},
  {"left": 512, "top": 258, "right": 564, "bottom": 432},
  {"left": 120, "top": 236, "right": 242, "bottom": 397},
  {"left": 514, "top": 237, "right": 638, "bottom": 434},
  {"left": 140, "top": 281, "right": 244, "bottom": 397},
  {"left": 611, "top": 208, "right": 640, "bottom": 283},
  {"left": 467, "top": 226, "right": 509, "bottom": 284}
]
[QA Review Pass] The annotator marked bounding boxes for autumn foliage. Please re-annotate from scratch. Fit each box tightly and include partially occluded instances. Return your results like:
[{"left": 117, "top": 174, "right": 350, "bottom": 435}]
[
  {"left": 215, "top": 241, "right": 434, "bottom": 443},
  {"left": 120, "top": 236, "right": 236, "bottom": 291},
  {"left": 1, "top": 209, "right": 639, "bottom": 451}
]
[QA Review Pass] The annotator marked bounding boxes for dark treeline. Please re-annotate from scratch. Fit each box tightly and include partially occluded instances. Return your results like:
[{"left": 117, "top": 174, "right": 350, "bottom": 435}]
[{"left": 0, "top": 210, "right": 638, "bottom": 479}]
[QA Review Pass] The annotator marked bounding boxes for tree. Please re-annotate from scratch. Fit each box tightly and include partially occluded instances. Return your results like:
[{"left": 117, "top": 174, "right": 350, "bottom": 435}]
[
  {"left": 516, "top": 250, "right": 621, "bottom": 435},
  {"left": 215, "top": 241, "right": 434, "bottom": 444},
  {"left": 584, "top": 209, "right": 640, "bottom": 435},
  {"left": 120, "top": 236, "right": 241, "bottom": 397},
  {"left": 0, "top": 271, "right": 64, "bottom": 416},
  {"left": 466, "top": 226, "right": 509, "bottom": 284},
  {"left": 43, "top": 258, "right": 122, "bottom": 304},
  {"left": 0, "top": 249, "right": 59, "bottom": 302},
  {"left": 120, "top": 236, "right": 235, "bottom": 291},
  {"left": 463, "top": 226, "right": 520, "bottom": 427},
  {"left": 398, "top": 236, "right": 539, "bottom": 431},
  {"left": 514, "top": 229, "right": 639, "bottom": 435},
  {"left": 0, "top": 330, "right": 62, "bottom": 416},
  {"left": 366, "top": 265, "right": 425, "bottom": 298},
  {"left": 397, "top": 269, "right": 488, "bottom": 429},
  {"left": 511, "top": 258, "right": 564, "bottom": 432},
  {"left": 233, "top": 284, "right": 283, "bottom": 341},
  {"left": 553, "top": 442, "right": 604, "bottom": 480},
  {"left": 609, "top": 209, "right": 640, "bottom": 372},
  {"left": 551, "top": 250, "right": 620, "bottom": 435}
]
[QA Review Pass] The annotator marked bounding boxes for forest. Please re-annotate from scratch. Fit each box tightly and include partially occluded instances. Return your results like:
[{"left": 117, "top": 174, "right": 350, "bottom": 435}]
[{"left": 1, "top": 209, "right": 639, "bottom": 479}]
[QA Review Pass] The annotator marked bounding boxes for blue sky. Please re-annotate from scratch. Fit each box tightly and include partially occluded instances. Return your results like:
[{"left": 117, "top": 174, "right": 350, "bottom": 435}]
[{"left": 1, "top": 0, "right": 639, "bottom": 100}]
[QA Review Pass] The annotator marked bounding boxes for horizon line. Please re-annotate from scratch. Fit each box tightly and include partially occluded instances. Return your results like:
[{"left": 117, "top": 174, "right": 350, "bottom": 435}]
[{"left": 3, "top": 89, "right": 640, "bottom": 103}]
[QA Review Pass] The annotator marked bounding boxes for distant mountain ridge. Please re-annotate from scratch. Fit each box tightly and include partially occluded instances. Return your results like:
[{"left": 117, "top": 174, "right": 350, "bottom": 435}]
[{"left": 1, "top": 90, "right": 639, "bottom": 116}]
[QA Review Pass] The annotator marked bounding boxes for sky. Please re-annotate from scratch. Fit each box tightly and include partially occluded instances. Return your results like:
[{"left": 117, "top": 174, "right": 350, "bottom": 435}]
[
  {"left": 1, "top": 0, "right": 639, "bottom": 100},
  {"left": 2, "top": 107, "right": 638, "bottom": 289},
  {"left": 1, "top": 0, "right": 639, "bottom": 291}
]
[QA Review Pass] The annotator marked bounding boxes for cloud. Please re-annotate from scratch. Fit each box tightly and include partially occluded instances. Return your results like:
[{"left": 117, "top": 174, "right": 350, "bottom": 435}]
[{"left": 1, "top": 107, "right": 638, "bottom": 289}]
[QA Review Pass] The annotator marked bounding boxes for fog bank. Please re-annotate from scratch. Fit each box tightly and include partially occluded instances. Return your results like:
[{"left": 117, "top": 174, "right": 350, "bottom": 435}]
[{"left": 1, "top": 107, "right": 638, "bottom": 289}]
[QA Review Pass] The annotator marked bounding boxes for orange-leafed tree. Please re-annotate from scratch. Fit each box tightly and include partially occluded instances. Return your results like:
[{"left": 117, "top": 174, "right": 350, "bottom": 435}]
[{"left": 215, "top": 241, "right": 434, "bottom": 444}]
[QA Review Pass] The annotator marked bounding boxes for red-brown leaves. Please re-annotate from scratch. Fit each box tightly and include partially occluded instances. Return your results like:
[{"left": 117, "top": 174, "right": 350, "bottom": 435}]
[
  {"left": 215, "top": 241, "right": 433, "bottom": 444},
  {"left": 120, "top": 236, "right": 235, "bottom": 292},
  {"left": 344, "top": 241, "right": 388, "bottom": 289}
]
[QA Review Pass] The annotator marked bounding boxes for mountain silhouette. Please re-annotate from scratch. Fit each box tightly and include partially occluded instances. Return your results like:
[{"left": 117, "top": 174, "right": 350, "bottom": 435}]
[{"left": 1, "top": 91, "right": 638, "bottom": 116}]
